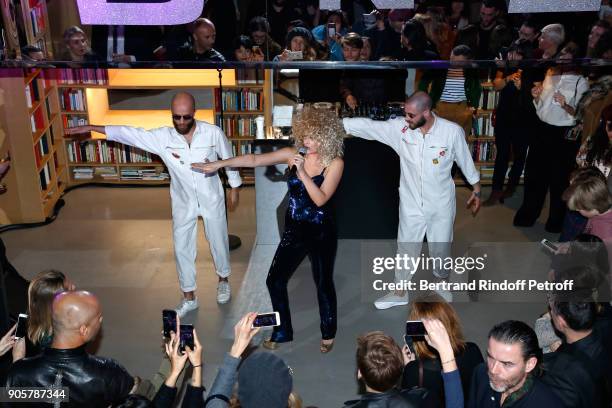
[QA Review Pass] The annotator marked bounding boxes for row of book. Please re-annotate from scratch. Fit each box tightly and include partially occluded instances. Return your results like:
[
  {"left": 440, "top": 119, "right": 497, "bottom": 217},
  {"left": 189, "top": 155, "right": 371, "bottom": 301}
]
[
  {"left": 214, "top": 88, "right": 263, "bottom": 112},
  {"left": 472, "top": 116, "right": 494, "bottom": 137},
  {"left": 62, "top": 115, "right": 88, "bottom": 129},
  {"left": 52, "top": 69, "right": 108, "bottom": 85},
  {"left": 478, "top": 89, "right": 500, "bottom": 110},
  {"left": 235, "top": 69, "right": 264, "bottom": 85},
  {"left": 66, "top": 140, "right": 161, "bottom": 164},
  {"left": 59, "top": 88, "right": 86, "bottom": 111},
  {"left": 25, "top": 80, "right": 41, "bottom": 108},
  {"left": 29, "top": 0, "right": 46, "bottom": 38},
  {"left": 469, "top": 140, "right": 497, "bottom": 162},
  {"left": 215, "top": 115, "right": 257, "bottom": 138},
  {"left": 231, "top": 141, "right": 254, "bottom": 156},
  {"left": 34, "top": 133, "right": 51, "bottom": 167}
]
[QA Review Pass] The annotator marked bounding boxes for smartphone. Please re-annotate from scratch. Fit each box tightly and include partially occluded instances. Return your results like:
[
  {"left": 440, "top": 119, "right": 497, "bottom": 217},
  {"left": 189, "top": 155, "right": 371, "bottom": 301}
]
[
  {"left": 162, "top": 309, "right": 177, "bottom": 339},
  {"left": 405, "top": 320, "right": 426, "bottom": 337},
  {"left": 252, "top": 312, "right": 280, "bottom": 328},
  {"left": 404, "top": 334, "right": 415, "bottom": 354},
  {"left": 362, "top": 13, "right": 377, "bottom": 25},
  {"left": 327, "top": 22, "right": 336, "bottom": 38},
  {"left": 286, "top": 50, "right": 303, "bottom": 60},
  {"left": 179, "top": 324, "right": 194, "bottom": 352},
  {"left": 15, "top": 313, "right": 28, "bottom": 339},
  {"left": 541, "top": 239, "right": 559, "bottom": 253}
]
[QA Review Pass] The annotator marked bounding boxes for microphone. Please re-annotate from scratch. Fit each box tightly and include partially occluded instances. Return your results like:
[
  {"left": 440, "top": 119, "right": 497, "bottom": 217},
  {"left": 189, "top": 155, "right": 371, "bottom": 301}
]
[{"left": 289, "top": 147, "right": 308, "bottom": 175}]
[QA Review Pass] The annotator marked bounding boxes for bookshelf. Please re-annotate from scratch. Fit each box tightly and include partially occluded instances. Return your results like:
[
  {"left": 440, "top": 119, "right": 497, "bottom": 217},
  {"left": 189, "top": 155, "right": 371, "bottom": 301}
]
[
  {"left": 56, "top": 68, "right": 169, "bottom": 185},
  {"left": 457, "top": 83, "right": 522, "bottom": 186},
  {"left": 215, "top": 70, "right": 270, "bottom": 185},
  {"left": 0, "top": 68, "right": 66, "bottom": 223},
  {"left": 21, "top": 0, "right": 53, "bottom": 58}
]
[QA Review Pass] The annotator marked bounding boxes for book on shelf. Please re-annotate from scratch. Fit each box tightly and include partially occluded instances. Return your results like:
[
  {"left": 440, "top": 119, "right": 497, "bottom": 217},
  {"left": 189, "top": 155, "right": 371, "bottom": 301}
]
[
  {"left": 66, "top": 140, "right": 162, "bottom": 165},
  {"left": 480, "top": 166, "right": 494, "bottom": 179},
  {"left": 30, "top": 108, "right": 44, "bottom": 132},
  {"left": 28, "top": 0, "right": 46, "bottom": 38},
  {"left": 39, "top": 162, "right": 51, "bottom": 190},
  {"left": 472, "top": 115, "right": 494, "bottom": 137},
  {"left": 214, "top": 88, "right": 263, "bottom": 112},
  {"left": 52, "top": 68, "right": 108, "bottom": 85},
  {"left": 215, "top": 115, "right": 257, "bottom": 138},
  {"left": 478, "top": 88, "right": 500, "bottom": 110},
  {"left": 59, "top": 88, "right": 86, "bottom": 111},
  {"left": 62, "top": 115, "right": 88, "bottom": 129},
  {"left": 469, "top": 140, "right": 497, "bottom": 162},
  {"left": 120, "top": 168, "right": 169, "bottom": 181},
  {"left": 72, "top": 167, "right": 94, "bottom": 180},
  {"left": 231, "top": 141, "right": 254, "bottom": 156},
  {"left": 25, "top": 80, "right": 40, "bottom": 108},
  {"left": 34, "top": 133, "right": 50, "bottom": 166}
]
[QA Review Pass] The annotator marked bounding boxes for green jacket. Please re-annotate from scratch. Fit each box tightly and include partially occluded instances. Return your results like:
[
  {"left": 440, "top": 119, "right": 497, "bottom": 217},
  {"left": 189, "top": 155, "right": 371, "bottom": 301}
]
[{"left": 418, "top": 69, "right": 482, "bottom": 108}]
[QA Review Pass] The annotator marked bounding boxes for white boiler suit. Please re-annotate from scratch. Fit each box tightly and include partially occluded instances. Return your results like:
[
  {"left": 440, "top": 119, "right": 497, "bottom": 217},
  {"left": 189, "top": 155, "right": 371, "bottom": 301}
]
[
  {"left": 105, "top": 121, "right": 241, "bottom": 292},
  {"left": 343, "top": 114, "right": 479, "bottom": 280}
]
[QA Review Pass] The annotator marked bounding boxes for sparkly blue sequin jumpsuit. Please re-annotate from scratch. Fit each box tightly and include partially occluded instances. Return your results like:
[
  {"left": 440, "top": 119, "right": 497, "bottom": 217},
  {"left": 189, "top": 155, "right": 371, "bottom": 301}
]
[{"left": 266, "top": 169, "right": 338, "bottom": 343}]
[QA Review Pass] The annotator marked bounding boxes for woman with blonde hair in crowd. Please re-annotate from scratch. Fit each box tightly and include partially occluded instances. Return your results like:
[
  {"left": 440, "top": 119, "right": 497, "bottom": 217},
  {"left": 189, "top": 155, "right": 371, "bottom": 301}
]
[
  {"left": 27, "top": 270, "right": 75, "bottom": 350},
  {"left": 192, "top": 107, "right": 345, "bottom": 353},
  {"left": 401, "top": 293, "right": 483, "bottom": 404}
]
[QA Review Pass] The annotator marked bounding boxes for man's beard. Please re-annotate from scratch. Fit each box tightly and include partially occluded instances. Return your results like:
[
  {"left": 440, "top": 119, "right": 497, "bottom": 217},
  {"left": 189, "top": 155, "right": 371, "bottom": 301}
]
[
  {"left": 488, "top": 372, "right": 524, "bottom": 393},
  {"left": 409, "top": 117, "right": 426, "bottom": 130},
  {"left": 174, "top": 119, "right": 195, "bottom": 135}
]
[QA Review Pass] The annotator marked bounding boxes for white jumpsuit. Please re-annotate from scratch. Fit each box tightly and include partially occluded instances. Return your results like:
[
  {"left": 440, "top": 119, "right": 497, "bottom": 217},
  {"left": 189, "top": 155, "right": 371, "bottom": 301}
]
[
  {"left": 343, "top": 114, "right": 480, "bottom": 279},
  {"left": 105, "top": 121, "right": 242, "bottom": 292}
]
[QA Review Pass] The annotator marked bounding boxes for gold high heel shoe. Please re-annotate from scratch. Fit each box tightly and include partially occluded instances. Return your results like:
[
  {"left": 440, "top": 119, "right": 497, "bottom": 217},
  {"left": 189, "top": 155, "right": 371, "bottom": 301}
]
[
  {"left": 262, "top": 338, "right": 279, "bottom": 350},
  {"left": 320, "top": 339, "right": 334, "bottom": 354}
]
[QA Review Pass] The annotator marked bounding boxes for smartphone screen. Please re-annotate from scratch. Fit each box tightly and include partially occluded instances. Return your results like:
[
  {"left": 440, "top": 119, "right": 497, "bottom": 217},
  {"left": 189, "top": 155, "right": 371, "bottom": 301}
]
[
  {"left": 253, "top": 312, "right": 280, "bottom": 328},
  {"left": 405, "top": 320, "right": 426, "bottom": 337},
  {"left": 179, "top": 324, "right": 194, "bottom": 352},
  {"left": 327, "top": 23, "right": 336, "bottom": 38},
  {"left": 15, "top": 314, "right": 28, "bottom": 339},
  {"left": 162, "top": 309, "right": 177, "bottom": 338}
]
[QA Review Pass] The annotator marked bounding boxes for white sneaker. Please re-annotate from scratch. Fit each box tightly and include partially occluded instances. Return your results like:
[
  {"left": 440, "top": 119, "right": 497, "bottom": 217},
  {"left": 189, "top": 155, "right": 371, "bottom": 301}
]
[
  {"left": 175, "top": 298, "right": 199, "bottom": 318},
  {"left": 217, "top": 280, "right": 231, "bottom": 304},
  {"left": 374, "top": 292, "right": 409, "bottom": 310}
]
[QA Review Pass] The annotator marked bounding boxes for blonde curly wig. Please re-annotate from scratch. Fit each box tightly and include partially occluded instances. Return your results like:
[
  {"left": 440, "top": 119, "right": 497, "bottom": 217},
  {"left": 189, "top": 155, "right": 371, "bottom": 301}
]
[{"left": 291, "top": 106, "right": 345, "bottom": 167}]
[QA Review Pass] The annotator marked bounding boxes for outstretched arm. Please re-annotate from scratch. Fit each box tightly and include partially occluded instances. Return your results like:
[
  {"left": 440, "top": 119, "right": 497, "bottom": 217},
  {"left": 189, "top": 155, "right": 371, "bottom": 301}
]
[
  {"left": 64, "top": 124, "right": 161, "bottom": 155},
  {"left": 64, "top": 125, "right": 106, "bottom": 138},
  {"left": 191, "top": 147, "right": 294, "bottom": 173}
]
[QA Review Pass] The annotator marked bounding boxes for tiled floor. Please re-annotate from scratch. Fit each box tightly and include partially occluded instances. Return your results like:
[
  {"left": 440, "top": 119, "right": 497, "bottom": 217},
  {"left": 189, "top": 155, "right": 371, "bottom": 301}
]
[{"left": 2, "top": 184, "right": 558, "bottom": 407}]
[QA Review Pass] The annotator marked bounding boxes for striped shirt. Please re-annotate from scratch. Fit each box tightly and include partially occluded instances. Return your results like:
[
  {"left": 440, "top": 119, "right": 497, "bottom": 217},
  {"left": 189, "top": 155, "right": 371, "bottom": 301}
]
[{"left": 440, "top": 69, "right": 467, "bottom": 103}]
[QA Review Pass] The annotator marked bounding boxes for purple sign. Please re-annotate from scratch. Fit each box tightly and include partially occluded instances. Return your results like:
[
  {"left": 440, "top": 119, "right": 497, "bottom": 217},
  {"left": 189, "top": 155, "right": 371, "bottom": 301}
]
[{"left": 77, "top": 0, "right": 204, "bottom": 25}]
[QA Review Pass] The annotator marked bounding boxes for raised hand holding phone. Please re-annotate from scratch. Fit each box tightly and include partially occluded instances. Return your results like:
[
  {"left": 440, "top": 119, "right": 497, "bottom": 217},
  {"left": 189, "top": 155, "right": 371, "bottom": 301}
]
[{"left": 230, "top": 312, "right": 260, "bottom": 358}]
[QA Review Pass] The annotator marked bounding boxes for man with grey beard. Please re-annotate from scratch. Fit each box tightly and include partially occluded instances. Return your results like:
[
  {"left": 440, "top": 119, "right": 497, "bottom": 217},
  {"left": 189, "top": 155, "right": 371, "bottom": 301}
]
[{"left": 468, "top": 320, "right": 562, "bottom": 407}]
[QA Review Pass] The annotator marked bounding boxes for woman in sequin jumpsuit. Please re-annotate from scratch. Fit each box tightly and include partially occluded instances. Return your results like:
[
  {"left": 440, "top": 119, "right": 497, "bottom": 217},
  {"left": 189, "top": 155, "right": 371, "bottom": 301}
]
[{"left": 191, "top": 107, "right": 345, "bottom": 353}]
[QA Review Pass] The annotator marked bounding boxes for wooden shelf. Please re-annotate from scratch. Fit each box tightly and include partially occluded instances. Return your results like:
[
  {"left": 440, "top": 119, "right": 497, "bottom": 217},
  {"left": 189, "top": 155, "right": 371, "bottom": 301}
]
[
  {"left": 68, "top": 162, "right": 116, "bottom": 166},
  {"left": 57, "top": 83, "right": 108, "bottom": 88},
  {"left": 40, "top": 174, "right": 58, "bottom": 199},
  {"left": 226, "top": 84, "right": 264, "bottom": 88},
  {"left": 28, "top": 99, "right": 42, "bottom": 115},
  {"left": 475, "top": 161, "right": 496, "bottom": 165},
  {"left": 32, "top": 113, "right": 59, "bottom": 144},
  {"left": 36, "top": 152, "right": 53, "bottom": 172},
  {"left": 117, "top": 163, "right": 164, "bottom": 167},
  {"left": 229, "top": 137, "right": 255, "bottom": 141},
  {"left": 24, "top": 69, "right": 41, "bottom": 86}
]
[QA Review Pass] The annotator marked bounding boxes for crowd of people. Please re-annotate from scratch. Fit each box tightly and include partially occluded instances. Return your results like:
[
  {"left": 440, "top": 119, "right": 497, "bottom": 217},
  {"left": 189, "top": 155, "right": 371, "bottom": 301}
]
[{"left": 2, "top": 0, "right": 611, "bottom": 407}]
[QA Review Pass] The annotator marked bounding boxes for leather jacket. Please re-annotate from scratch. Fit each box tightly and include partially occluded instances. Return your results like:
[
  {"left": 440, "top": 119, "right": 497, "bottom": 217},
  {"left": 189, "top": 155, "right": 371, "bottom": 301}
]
[
  {"left": 6, "top": 345, "right": 134, "bottom": 407},
  {"left": 343, "top": 388, "right": 440, "bottom": 408}
]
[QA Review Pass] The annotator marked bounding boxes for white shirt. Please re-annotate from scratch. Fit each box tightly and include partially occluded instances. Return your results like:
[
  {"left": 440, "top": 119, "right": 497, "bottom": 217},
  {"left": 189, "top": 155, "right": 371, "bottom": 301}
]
[
  {"left": 105, "top": 121, "right": 241, "bottom": 220},
  {"left": 534, "top": 71, "right": 589, "bottom": 127}
]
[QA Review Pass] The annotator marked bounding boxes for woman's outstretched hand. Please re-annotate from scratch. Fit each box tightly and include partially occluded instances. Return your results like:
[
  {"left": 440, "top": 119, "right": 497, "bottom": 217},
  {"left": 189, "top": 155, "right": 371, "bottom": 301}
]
[{"left": 191, "top": 161, "right": 222, "bottom": 174}]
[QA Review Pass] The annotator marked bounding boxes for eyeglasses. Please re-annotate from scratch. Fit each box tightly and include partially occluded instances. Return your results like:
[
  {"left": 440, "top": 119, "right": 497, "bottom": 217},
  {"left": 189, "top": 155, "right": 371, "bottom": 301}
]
[
  {"left": 606, "top": 121, "right": 612, "bottom": 131},
  {"left": 172, "top": 114, "right": 194, "bottom": 121}
]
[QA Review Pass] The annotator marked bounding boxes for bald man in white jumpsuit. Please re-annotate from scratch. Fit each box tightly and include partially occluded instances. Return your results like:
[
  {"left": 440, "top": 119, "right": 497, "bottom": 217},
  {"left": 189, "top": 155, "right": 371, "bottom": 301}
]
[
  {"left": 65, "top": 93, "right": 241, "bottom": 317},
  {"left": 343, "top": 92, "right": 481, "bottom": 309}
]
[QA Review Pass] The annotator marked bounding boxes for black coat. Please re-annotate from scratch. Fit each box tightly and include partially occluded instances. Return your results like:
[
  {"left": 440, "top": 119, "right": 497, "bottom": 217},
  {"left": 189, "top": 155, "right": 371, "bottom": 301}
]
[
  {"left": 6, "top": 345, "right": 134, "bottom": 407},
  {"left": 467, "top": 363, "right": 563, "bottom": 408},
  {"left": 343, "top": 387, "right": 441, "bottom": 408}
]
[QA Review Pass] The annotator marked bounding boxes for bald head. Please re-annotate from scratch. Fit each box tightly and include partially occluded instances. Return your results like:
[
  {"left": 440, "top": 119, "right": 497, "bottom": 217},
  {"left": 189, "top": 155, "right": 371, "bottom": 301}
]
[
  {"left": 406, "top": 91, "right": 433, "bottom": 112},
  {"left": 171, "top": 92, "right": 196, "bottom": 112},
  {"left": 52, "top": 291, "right": 102, "bottom": 345}
]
